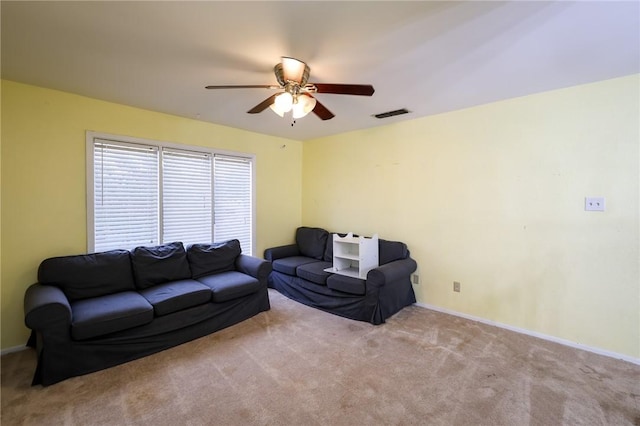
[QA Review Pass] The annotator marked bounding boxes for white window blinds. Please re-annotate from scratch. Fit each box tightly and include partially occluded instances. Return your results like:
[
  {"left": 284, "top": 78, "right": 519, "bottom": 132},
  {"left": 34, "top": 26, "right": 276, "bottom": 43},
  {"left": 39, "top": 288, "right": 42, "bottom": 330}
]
[
  {"left": 162, "top": 149, "right": 212, "bottom": 246},
  {"left": 214, "top": 155, "right": 252, "bottom": 254},
  {"left": 93, "top": 140, "right": 159, "bottom": 252},
  {"left": 89, "top": 134, "right": 254, "bottom": 254}
]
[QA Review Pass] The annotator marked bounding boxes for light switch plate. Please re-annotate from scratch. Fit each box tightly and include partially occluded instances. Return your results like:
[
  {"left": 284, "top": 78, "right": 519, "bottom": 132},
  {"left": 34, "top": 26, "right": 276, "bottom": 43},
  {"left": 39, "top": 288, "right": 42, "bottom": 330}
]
[{"left": 585, "top": 197, "right": 605, "bottom": 211}]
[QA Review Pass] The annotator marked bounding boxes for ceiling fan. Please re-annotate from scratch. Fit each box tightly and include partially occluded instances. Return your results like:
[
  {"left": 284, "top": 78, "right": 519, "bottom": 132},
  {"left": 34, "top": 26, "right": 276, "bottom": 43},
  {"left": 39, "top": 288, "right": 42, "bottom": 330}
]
[{"left": 205, "top": 57, "right": 375, "bottom": 121}]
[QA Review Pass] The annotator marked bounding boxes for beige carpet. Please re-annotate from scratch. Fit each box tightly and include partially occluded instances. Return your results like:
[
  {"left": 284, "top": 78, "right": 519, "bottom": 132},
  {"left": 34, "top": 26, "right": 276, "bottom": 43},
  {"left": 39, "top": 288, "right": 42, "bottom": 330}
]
[{"left": 2, "top": 289, "right": 639, "bottom": 425}]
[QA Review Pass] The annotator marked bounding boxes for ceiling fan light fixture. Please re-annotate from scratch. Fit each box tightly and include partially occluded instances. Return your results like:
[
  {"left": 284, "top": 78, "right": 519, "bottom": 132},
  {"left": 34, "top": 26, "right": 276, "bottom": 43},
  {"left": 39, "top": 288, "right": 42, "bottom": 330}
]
[
  {"left": 269, "top": 103, "right": 285, "bottom": 117},
  {"left": 271, "top": 91, "right": 293, "bottom": 116},
  {"left": 292, "top": 94, "right": 317, "bottom": 119}
]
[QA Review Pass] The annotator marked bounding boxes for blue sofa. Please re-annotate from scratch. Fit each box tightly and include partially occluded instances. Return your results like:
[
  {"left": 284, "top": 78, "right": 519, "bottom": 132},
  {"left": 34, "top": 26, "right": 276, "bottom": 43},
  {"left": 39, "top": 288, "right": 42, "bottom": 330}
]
[
  {"left": 24, "top": 240, "right": 271, "bottom": 386},
  {"left": 264, "top": 227, "right": 417, "bottom": 324}
]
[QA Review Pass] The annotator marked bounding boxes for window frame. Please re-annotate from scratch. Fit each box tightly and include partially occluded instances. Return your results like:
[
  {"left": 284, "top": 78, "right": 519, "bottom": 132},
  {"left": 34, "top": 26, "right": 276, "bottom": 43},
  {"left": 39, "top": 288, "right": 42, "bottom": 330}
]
[{"left": 86, "top": 131, "right": 256, "bottom": 255}]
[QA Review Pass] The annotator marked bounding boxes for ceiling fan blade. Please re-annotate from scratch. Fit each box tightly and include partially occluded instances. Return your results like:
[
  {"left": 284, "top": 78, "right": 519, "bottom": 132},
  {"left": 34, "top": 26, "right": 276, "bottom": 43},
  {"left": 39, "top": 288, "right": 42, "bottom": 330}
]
[
  {"left": 247, "top": 93, "right": 279, "bottom": 114},
  {"left": 312, "top": 83, "right": 375, "bottom": 96},
  {"left": 205, "top": 85, "right": 278, "bottom": 90},
  {"left": 311, "top": 98, "right": 335, "bottom": 120}
]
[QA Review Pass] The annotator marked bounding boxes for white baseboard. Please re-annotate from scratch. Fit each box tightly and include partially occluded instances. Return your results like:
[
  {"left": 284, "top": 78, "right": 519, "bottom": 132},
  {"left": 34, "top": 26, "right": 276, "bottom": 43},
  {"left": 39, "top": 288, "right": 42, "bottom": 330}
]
[
  {"left": 0, "top": 345, "right": 27, "bottom": 356},
  {"left": 414, "top": 302, "right": 640, "bottom": 366}
]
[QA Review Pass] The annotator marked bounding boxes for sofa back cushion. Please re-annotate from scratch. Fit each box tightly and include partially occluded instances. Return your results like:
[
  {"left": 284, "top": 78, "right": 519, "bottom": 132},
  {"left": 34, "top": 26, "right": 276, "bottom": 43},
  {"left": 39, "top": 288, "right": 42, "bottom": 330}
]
[
  {"left": 187, "top": 239, "right": 241, "bottom": 279},
  {"left": 379, "top": 239, "right": 408, "bottom": 264},
  {"left": 130, "top": 242, "right": 191, "bottom": 289},
  {"left": 38, "top": 250, "right": 135, "bottom": 301},
  {"left": 296, "top": 227, "right": 329, "bottom": 260}
]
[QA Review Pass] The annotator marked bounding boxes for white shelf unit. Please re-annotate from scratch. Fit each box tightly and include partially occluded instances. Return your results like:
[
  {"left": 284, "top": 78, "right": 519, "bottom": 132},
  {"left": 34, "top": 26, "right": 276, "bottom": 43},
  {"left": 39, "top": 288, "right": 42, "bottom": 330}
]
[{"left": 324, "top": 232, "right": 379, "bottom": 279}]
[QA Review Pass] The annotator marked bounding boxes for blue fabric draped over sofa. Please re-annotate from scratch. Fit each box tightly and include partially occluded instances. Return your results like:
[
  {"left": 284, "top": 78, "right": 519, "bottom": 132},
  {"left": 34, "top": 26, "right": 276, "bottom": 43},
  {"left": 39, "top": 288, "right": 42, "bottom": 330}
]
[
  {"left": 264, "top": 227, "right": 417, "bottom": 324},
  {"left": 24, "top": 240, "right": 271, "bottom": 386}
]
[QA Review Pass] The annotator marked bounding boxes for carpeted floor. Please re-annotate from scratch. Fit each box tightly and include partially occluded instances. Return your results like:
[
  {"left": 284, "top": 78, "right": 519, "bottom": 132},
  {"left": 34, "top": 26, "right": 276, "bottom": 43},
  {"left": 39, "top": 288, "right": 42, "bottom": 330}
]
[{"left": 2, "top": 289, "right": 639, "bottom": 425}]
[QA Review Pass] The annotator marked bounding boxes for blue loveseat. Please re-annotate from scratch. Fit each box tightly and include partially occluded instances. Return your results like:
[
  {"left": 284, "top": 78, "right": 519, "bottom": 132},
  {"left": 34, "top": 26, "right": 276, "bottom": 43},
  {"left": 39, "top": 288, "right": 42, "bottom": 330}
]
[
  {"left": 264, "top": 227, "right": 417, "bottom": 324},
  {"left": 24, "top": 240, "right": 271, "bottom": 386}
]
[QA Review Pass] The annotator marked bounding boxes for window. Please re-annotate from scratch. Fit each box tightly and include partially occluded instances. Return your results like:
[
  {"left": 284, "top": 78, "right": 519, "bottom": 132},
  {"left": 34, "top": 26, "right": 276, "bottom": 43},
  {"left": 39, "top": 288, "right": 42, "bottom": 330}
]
[
  {"left": 87, "top": 133, "right": 255, "bottom": 254},
  {"left": 93, "top": 141, "right": 159, "bottom": 250},
  {"left": 163, "top": 149, "right": 212, "bottom": 245},
  {"left": 213, "top": 155, "right": 252, "bottom": 255}
]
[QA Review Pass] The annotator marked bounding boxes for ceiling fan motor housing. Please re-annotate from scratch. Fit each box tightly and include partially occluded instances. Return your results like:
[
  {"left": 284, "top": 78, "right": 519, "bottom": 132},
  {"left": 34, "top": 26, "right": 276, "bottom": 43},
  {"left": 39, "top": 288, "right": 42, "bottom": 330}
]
[{"left": 274, "top": 57, "right": 311, "bottom": 87}]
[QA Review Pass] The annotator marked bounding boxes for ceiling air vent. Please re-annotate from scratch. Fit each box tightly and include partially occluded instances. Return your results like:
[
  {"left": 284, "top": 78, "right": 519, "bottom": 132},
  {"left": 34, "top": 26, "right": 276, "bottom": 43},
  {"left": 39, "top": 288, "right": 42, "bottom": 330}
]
[{"left": 373, "top": 108, "right": 410, "bottom": 119}]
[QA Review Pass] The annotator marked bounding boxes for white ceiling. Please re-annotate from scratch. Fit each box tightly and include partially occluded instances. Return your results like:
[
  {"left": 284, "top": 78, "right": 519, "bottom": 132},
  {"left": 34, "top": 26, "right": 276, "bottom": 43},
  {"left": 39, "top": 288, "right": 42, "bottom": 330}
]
[{"left": 2, "top": 1, "right": 639, "bottom": 141}]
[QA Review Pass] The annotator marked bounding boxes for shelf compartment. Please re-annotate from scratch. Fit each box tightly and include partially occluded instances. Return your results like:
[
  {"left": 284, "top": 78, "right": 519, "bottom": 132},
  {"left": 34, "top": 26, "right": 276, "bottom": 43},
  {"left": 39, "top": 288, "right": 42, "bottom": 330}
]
[
  {"left": 334, "top": 253, "right": 359, "bottom": 261},
  {"left": 323, "top": 266, "right": 361, "bottom": 279},
  {"left": 327, "top": 232, "right": 379, "bottom": 279}
]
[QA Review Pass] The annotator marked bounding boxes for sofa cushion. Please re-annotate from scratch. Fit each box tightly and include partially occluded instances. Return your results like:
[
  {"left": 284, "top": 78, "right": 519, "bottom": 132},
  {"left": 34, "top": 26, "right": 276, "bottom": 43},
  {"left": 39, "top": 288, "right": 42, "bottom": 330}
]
[
  {"left": 296, "top": 261, "right": 332, "bottom": 285},
  {"left": 296, "top": 227, "right": 329, "bottom": 260},
  {"left": 323, "top": 234, "right": 333, "bottom": 262},
  {"left": 139, "top": 279, "right": 211, "bottom": 316},
  {"left": 379, "top": 239, "right": 408, "bottom": 264},
  {"left": 272, "top": 256, "right": 318, "bottom": 276},
  {"left": 196, "top": 271, "right": 261, "bottom": 303},
  {"left": 187, "top": 240, "right": 241, "bottom": 279},
  {"left": 38, "top": 250, "right": 135, "bottom": 301},
  {"left": 326, "top": 274, "right": 366, "bottom": 296},
  {"left": 70, "top": 291, "right": 154, "bottom": 340},
  {"left": 131, "top": 242, "right": 192, "bottom": 289}
]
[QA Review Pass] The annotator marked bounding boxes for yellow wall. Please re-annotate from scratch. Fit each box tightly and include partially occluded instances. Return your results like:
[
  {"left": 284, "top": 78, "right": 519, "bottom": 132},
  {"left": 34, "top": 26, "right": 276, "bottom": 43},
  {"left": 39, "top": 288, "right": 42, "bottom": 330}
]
[
  {"left": 302, "top": 75, "right": 640, "bottom": 359},
  {"left": 1, "top": 80, "right": 302, "bottom": 349},
  {"left": 3, "top": 76, "right": 639, "bottom": 359}
]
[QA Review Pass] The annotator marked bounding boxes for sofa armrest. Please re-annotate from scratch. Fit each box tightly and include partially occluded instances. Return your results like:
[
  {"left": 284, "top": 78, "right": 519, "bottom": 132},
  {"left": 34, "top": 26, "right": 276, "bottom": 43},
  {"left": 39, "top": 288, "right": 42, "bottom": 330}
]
[
  {"left": 263, "top": 244, "right": 300, "bottom": 262},
  {"left": 366, "top": 258, "right": 418, "bottom": 288},
  {"left": 235, "top": 254, "right": 273, "bottom": 281},
  {"left": 24, "top": 283, "right": 72, "bottom": 331}
]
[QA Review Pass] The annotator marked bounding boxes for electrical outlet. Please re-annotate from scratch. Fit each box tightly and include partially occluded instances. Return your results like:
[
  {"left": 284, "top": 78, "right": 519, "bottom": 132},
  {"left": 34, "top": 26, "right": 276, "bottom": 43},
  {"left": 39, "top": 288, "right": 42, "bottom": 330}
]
[
  {"left": 412, "top": 274, "right": 420, "bottom": 285},
  {"left": 585, "top": 197, "right": 605, "bottom": 211},
  {"left": 453, "top": 281, "right": 461, "bottom": 292}
]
